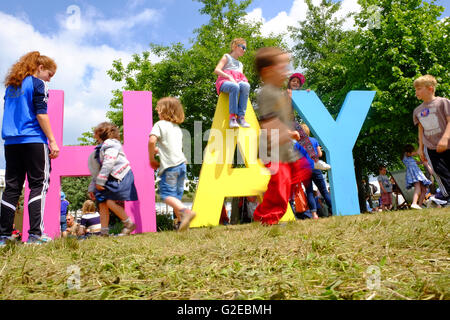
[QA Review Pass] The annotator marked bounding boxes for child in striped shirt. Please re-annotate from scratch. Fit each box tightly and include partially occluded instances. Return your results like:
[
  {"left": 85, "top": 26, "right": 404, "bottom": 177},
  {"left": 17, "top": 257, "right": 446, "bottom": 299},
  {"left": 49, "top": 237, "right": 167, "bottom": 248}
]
[{"left": 77, "top": 200, "right": 101, "bottom": 237}]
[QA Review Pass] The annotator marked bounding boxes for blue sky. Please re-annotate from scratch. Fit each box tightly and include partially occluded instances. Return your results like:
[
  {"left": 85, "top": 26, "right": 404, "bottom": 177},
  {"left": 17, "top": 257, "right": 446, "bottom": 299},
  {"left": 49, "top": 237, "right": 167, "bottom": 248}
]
[
  {"left": 0, "top": 0, "right": 448, "bottom": 169},
  {"left": 0, "top": 0, "right": 296, "bottom": 49}
]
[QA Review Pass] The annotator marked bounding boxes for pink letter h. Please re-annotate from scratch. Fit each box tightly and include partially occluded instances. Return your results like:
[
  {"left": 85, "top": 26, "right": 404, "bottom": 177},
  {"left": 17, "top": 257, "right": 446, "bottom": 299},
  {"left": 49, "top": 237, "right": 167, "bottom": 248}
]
[{"left": 21, "top": 90, "right": 156, "bottom": 241}]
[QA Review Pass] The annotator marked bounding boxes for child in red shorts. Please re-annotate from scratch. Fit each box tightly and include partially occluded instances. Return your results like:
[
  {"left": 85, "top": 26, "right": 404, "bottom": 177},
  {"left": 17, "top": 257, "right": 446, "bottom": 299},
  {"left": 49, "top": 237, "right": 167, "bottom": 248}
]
[{"left": 252, "top": 47, "right": 312, "bottom": 225}]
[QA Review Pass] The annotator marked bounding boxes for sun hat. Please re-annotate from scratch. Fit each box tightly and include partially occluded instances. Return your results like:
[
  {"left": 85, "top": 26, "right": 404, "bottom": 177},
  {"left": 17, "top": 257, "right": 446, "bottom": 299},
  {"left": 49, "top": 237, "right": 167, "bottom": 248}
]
[{"left": 289, "top": 73, "right": 305, "bottom": 86}]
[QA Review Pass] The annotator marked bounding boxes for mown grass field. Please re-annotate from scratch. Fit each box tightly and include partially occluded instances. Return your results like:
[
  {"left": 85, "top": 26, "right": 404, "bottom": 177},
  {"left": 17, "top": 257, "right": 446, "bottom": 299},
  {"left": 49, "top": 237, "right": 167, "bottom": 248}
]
[{"left": 0, "top": 208, "right": 448, "bottom": 300}]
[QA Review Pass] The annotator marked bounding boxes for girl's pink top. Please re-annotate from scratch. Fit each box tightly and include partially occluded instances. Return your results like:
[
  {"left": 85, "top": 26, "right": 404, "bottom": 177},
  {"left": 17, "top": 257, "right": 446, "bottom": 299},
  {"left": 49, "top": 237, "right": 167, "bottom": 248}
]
[{"left": 215, "top": 69, "right": 248, "bottom": 95}]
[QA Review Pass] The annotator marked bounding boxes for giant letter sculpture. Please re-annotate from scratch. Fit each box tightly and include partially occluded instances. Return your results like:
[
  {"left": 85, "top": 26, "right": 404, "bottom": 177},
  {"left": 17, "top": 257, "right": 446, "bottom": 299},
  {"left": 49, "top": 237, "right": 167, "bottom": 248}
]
[
  {"left": 190, "top": 93, "right": 296, "bottom": 227},
  {"left": 291, "top": 90, "right": 375, "bottom": 216},
  {"left": 21, "top": 90, "right": 155, "bottom": 241}
]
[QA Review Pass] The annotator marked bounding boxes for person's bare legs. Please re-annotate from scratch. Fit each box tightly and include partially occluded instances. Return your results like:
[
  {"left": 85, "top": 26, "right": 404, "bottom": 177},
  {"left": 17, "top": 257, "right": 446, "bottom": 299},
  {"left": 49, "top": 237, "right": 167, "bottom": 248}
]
[
  {"left": 164, "top": 196, "right": 196, "bottom": 231},
  {"left": 412, "top": 182, "right": 421, "bottom": 205},
  {"left": 418, "top": 183, "right": 427, "bottom": 206},
  {"left": 106, "top": 200, "right": 128, "bottom": 220},
  {"left": 106, "top": 200, "right": 136, "bottom": 235},
  {"left": 410, "top": 182, "right": 424, "bottom": 210},
  {"left": 99, "top": 202, "right": 110, "bottom": 235},
  {"left": 165, "top": 196, "right": 183, "bottom": 222}
]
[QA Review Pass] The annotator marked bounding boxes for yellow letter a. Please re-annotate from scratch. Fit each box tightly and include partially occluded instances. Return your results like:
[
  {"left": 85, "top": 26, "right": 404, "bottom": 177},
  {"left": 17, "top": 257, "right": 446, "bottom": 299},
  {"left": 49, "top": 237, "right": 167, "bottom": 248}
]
[{"left": 190, "top": 94, "right": 296, "bottom": 227}]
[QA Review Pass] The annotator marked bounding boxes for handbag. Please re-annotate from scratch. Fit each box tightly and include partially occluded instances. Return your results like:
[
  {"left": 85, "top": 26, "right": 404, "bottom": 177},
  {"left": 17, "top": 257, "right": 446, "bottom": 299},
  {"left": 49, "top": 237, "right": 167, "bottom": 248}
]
[{"left": 294, "top": 184, "right": 309, "bottom": 213}]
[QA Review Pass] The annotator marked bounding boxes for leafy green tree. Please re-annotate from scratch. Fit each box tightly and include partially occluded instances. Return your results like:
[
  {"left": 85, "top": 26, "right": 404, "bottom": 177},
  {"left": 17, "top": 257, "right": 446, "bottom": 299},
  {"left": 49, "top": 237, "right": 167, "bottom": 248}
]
[
  {"left": 290, "top": 0, "right": 353, "bottom": 115},
  {"left": 104, "top": 0, "right": 285, "bottom": 185},
  {"left": 77, "top": 130, "right": 96, "bottom": 146},
  {"left": 289, "top": 0, "right": 449, "bottom": 211},
  {"left": 61, "top": 177, "right": 91, "bottom": 212},
  {"left": 352, "top": 0, "right": 449, "bottom": 170}
]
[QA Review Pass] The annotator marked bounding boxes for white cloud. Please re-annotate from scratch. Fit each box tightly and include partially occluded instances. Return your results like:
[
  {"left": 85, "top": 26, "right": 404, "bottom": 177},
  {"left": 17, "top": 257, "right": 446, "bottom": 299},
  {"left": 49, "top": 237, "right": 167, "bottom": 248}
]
[
  {"left": 96, "top": 9, "right": 160, "bottom": 34},
  {"left": 0, "top": 10, "right": 161, "bottom": 148},
  {"left": 128, "top": 0, "right": 147, "bottom": 9},
  {"left": 246, "top": 0, "right": 361, "bottom": 49},
  {"left": 336, "top": 0, "right": 362, "bottom": 30},
  {"left": 55, "top": 5, "right": 161, "bottom": 45}
]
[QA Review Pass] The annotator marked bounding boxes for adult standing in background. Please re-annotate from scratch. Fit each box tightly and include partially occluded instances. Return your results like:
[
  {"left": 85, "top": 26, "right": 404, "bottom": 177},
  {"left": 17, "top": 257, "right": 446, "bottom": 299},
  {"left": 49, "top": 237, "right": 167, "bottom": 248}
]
[{"left": 60, "top": 192, "right": 70, "bottom": 232}]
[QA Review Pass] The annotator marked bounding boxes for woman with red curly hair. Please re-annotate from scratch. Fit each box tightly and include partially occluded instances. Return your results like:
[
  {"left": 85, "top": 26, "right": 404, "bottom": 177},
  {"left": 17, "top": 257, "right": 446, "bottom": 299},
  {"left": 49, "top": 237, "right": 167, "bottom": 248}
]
[{"left": 0, "top": 51, "right": 59, "bottom": 245}]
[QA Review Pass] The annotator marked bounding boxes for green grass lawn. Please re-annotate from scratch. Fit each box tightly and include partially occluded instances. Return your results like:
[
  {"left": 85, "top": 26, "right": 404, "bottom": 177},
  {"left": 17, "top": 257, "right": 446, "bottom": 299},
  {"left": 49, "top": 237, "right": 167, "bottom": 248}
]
[{"left": 0, "top": 208, "right": 448, "bottom": 300}]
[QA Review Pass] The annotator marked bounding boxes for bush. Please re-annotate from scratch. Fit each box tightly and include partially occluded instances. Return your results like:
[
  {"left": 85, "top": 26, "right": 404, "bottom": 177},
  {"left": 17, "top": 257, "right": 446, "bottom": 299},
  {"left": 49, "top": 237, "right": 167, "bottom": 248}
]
[
  {"left": 109, "top": 214, "right": 123, "bottom": 235},
  {"left": 156, "top": 214, "right": 174, "bottom": 232}
]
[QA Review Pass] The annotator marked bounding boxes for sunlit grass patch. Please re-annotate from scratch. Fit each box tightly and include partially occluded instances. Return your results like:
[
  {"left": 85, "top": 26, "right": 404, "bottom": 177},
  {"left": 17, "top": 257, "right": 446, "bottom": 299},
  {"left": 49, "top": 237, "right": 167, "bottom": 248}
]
[{"left": 0, "top": 208, "right": 448, "bottom": 300}]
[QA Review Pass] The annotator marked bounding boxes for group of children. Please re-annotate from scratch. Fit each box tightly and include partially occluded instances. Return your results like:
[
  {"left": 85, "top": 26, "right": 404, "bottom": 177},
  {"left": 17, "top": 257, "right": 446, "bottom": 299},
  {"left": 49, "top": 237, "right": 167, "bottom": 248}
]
[{"left": 0, "top": 42, "right": 449, "bottom": 244}]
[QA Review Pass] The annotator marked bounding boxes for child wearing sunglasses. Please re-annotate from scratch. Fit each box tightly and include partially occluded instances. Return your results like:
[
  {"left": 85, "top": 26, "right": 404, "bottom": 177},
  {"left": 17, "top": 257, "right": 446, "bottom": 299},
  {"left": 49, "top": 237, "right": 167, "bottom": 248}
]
[{"left": 214, "top": 38, "right": 251, "bottom": 128}]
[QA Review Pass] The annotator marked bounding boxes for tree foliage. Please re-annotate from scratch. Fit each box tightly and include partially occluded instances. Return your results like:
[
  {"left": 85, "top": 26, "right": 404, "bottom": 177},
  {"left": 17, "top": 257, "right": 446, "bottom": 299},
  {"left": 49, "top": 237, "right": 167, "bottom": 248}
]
[
  {"left": 61, "top": 176, "right": 91, "bottom": 212},
  {"left": 289, "top": 0, "right": 449, "bottom": 176},
  {"left": 354, "top": 0, "right": 449, "bottom": 173}
]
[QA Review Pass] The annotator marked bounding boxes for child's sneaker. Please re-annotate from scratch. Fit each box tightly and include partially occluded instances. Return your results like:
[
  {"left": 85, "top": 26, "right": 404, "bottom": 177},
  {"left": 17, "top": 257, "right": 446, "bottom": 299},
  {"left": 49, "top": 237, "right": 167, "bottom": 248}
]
[
  {"left": 119, "top": 220, "right": 136, "bottom": 236},
  {"left": 26, "top": 233, "right": 52, "bottom": 245},
  {"left": 237, "top": 116, "right": 250, "bottom": 128},
  {"left": 410, "top": 204, "right": 422, "bottom": 210},
  {"left": 314, "top": 160, "right": 331, "bottom": 170},
  {"left": 178, "top": 209, "right": 196, "bottom": 232},
  {"left": 229, "top": 117, "right": 239, "bottom": 129},
  {"left": 100, "top": 228, "right": 110, "bottom": 237}
]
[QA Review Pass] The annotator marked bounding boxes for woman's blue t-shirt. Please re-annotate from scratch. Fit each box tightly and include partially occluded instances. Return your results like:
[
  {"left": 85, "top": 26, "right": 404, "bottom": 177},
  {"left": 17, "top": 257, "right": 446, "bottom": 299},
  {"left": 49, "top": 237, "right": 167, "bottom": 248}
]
[{"left": 2, "top": 75, "right": 48, "bottom": 145}]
